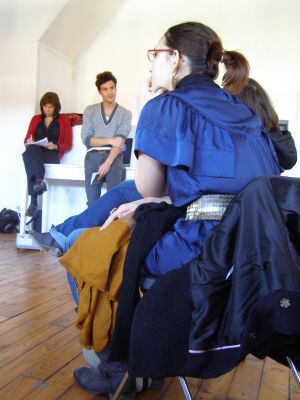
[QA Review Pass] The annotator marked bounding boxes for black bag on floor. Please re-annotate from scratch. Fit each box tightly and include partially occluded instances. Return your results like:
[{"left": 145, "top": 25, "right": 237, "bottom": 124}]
[{"left": 0, "top": 208, "right": 19, "bottom": 233}]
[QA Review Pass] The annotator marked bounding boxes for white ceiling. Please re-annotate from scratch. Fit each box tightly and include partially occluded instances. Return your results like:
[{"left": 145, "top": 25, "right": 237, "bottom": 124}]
[
  {"left": 40, "top": 0, "right": 127, "bottom": 61},
  {"left": 0, "top": 0, "right": 126, "bottom": 62},
  {"left": 0, "top": 0, "right": 68, "bottom": 40}
]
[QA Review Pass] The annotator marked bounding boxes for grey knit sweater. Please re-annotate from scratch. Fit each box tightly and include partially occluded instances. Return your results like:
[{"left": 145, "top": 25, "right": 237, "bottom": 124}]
[{"left": 81, "top": 102, "right": 132, "bottom": 149}]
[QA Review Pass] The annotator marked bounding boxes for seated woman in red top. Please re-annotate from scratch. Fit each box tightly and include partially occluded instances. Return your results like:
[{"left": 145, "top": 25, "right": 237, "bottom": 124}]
[{"left": 23, "top": 92, "right": 72, "bottom": 216}]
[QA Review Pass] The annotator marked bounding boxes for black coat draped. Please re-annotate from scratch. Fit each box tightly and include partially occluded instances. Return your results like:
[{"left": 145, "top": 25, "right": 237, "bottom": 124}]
[{"left": 128, "top": 176, "right": 300, "bottom": 378}]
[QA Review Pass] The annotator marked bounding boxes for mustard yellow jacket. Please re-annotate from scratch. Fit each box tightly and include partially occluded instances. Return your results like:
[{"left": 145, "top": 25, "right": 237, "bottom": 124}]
[{"left": 60, "top": 220, "right": 132, "bottom": 351}]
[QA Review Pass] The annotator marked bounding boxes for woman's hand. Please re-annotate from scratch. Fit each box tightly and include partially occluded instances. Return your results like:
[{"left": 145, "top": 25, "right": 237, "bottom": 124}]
[
  {"left": 45, "top": 142, "right": 58, "bottom": 150},
  {"left": 25, "top": 135, "right": 34, "bottom": 145},
  {"left": 100, "top": 200, "right": 145, "bottom": 231},
  {"left": 100, "top": 196, "right": 172, "bottom": 231}
]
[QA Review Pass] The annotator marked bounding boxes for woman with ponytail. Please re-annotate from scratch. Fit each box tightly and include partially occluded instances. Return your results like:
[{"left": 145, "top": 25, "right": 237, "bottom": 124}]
[
  {"left": 222, "top": 51, "right": 297, "bottom": 169},
  {"left": 63, "top": 22, "right": 282, "bottom": 398}
]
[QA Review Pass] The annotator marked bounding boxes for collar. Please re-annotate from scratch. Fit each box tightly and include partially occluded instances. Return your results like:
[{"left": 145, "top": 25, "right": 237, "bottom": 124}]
[
  {"left": 176, "top": 73, "right": 214, "bottom": 90},
  {"left": 100, "top": 102, "right": 119, "bottom": 126}
]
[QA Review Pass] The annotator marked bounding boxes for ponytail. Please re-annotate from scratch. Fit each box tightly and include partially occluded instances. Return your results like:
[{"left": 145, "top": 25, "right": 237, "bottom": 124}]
[
  {"left": 206, "top": 38, "right": 223, "bottom": 79},
  {"left": 222, "top": 51, "right": 250, "bottom": 95},
  {"left": 222, "top": 51, "right": 278, "bottom": 132},
  {"left": 237, "top": 78, "right": 279, "bottom": 133}
]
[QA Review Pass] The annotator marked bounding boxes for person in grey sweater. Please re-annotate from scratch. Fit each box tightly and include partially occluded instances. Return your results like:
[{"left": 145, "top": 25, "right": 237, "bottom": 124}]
[{"left": 81, "top": 71, "right": 132, "bottom": 206}]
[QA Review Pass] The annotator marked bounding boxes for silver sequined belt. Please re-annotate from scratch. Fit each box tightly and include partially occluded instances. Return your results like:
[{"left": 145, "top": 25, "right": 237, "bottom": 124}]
[{"left": 186, "top": 194, "right": 235, "bottom": 221}]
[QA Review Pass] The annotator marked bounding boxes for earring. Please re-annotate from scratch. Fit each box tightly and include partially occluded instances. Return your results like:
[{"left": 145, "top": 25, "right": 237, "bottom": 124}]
[{"left": 171, "top": 72, "right": 177, "bottom": 90}]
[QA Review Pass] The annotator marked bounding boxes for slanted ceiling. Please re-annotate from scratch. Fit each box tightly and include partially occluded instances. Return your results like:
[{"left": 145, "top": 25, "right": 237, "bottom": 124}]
[{"left": 40, "top": 0, "right": 126, "bottom": 61}]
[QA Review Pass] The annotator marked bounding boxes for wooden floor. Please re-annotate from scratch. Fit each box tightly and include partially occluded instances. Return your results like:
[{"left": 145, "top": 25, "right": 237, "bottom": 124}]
[{"left": 0, "top": 233, "right": 299, "bottom": 400}]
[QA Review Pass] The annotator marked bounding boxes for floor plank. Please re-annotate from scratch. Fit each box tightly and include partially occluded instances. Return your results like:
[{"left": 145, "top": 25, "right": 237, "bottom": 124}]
[
  {"left": 0, "top": 376, "right": 43, "bottom": 400},
  {"left": 0, "top": 233, "right": 299, "bottom": 400},
  {"left": 195, "top": 369, "right": 236, "bottom": 399},
  {"left": 258, "top": 357, "right": 289, "bottom": 400},
  {"left": 226, "top": 356, "right": 265, "bottom": 400},
  {"left": 290, "top": 369, "right": 300, "bottom": 400}
]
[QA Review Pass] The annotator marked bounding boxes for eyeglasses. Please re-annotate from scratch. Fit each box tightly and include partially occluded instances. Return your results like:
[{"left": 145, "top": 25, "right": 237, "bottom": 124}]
[{"left": 147, "top": 49, "right": 175, "bottom": 62}]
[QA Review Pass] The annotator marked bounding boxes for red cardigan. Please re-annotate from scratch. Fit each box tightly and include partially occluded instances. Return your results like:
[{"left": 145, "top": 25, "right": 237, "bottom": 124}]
[{"left": 24, "top": 114, "right": 72, "bottom": 160}]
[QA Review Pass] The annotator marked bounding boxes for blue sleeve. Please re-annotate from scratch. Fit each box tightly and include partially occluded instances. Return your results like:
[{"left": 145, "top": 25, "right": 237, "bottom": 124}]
[{"left": 134, "top": 94, "right": 195, "bottom": 169}]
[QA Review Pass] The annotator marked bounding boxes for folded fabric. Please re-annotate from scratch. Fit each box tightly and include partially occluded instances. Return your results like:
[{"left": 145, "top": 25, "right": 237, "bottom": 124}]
[
  {"left": 64, "top": 113, "right": 83, "bottom": 126},
  {"left": 60, "top": 219, "right": 133, "bottom": 351}
]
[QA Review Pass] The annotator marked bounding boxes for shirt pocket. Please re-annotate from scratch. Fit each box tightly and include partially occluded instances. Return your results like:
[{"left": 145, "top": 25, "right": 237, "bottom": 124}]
[
  {"left": 192, "top": 148, "right": 235, "bottom": 178},
  {"left": 192, "top": 123, "right": 235, "bottom": 178}
]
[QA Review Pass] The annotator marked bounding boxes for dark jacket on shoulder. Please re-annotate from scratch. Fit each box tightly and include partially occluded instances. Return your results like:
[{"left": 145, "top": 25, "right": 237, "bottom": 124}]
[{"left": 271, "top": 128, "right": 297, "bottom": 169}]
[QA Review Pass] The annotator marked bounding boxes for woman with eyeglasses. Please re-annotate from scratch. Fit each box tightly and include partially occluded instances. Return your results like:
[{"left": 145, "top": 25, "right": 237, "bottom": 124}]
[{"left": 65, "top": 22, "right": 281, "bottom": 398}]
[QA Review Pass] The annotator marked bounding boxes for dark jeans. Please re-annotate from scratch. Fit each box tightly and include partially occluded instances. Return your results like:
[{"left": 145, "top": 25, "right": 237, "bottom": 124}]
[
  {"left": 84, "top": 151, "right": 124, "bottom": 207},
  {"left": 22, "top": 145, "right": 59, "bottom": 195}
]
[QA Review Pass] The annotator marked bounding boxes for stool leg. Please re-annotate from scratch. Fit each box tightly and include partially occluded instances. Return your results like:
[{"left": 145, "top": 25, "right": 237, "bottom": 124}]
[
  {"left": 41, "top": 179, "right": 49, "bottom": 232},
  {"left": 287, "top": 356, "right": 300, "bottom": 388},
  {"left": 19, "top": 179, "right": 29, "bottom": 237},
  {"left": 179, "top": 376, "right": 192, "bottom": 400},
  {"left": 111, "top": 371, "right": 129, "bottom": 400}
]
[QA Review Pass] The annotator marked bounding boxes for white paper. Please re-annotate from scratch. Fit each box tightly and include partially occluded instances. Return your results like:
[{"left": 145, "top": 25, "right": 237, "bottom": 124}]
[
  {"left": 90, "top": 172, "right": 100, "bottom": 185},
  {"left": 87, "top": 146, "right": 112, "bottom": 153},
  {"left": 26, "top": 137, "right": 49, "bottom": 147}
]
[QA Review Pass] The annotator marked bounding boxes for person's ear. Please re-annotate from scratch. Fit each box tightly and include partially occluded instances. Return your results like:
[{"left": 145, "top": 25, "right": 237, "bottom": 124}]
[{"left": 172, "top": 49, "right": 180, "bottom": 68}]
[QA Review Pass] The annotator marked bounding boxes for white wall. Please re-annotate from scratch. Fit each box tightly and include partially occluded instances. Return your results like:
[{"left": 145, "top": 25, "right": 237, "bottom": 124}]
[
  {"left": 0, "top": 0, "right": 68, "bottom": 211},
  {"left": 73, "top": 0, "right": 300, "bottom": 176},
  {"left": 37, "top": 43, "right": 75, "bottom": 113}
]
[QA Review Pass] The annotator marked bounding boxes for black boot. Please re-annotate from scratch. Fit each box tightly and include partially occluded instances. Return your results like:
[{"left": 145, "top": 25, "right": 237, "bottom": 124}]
[
  {"left": 33, "top": 179, "right": 47, "bottom": 195},
  {"left": 26, "top": 197, "right": 37, "bottom": 217}
]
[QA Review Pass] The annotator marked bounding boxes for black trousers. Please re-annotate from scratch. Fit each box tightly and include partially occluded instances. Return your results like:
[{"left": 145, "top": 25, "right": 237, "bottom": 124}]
[{"left": 22, "top": 145, "right": 59, "bottom": 195}]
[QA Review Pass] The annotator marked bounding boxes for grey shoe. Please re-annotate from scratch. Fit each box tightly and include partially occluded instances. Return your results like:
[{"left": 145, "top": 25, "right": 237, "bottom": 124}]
[
  {"left": 80, "top": 348, "right": 163, "bottom": 394},
  {"left": 29, "top": 230, "right": 63, "bottom": 257},
  {"left": 73, "top": 365, "right": 136, "bottom": 399}
]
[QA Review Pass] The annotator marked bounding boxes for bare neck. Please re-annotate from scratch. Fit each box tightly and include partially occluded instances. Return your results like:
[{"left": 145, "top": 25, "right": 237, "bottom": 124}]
[{"left": 102, "top": 101, "right": 116, "bottom": 115}]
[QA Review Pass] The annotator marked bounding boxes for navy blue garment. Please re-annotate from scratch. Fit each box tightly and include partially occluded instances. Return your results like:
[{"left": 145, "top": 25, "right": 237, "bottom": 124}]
[
  {"left": 35, "top": 118, "right": 60, "bottom": 144},
  {"left": 135, "top": 73, "right": 281, "bottom": 276},
  {"left": 128, "top": 176, "right": 300, "bottom": 379}
]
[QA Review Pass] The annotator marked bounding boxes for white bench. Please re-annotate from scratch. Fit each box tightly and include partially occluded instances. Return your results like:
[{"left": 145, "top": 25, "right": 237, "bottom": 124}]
[{"left": 16, "top": 125, "right": 135, "bottom": 249}]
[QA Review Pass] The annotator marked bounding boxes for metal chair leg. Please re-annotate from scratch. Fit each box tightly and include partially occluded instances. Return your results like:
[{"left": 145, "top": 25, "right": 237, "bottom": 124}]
[
  {"left": 111, "top": 371, "right": 129, "bottom": 400},
  {"left": 179, "top": 376, "right": 192, "bottom": 400},
  {"left": 287, "top": 356, "right": 300, "bottom": 388},
  {"left": 112, "top": 372, "right": 192, "bottom": 400}
]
